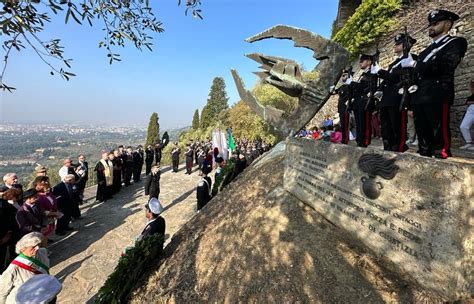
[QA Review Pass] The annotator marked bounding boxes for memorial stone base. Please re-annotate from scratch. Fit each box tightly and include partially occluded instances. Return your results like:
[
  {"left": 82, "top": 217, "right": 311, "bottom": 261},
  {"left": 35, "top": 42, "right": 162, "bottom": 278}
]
[{"left": 284, "top": 138, "right": 473, "bottom": 300}]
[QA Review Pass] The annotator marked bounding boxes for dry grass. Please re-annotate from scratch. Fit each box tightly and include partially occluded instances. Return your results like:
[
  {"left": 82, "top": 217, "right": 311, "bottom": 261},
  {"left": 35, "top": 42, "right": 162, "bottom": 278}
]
[{"left": 130, "top": 150, "right": 444, "bottom": 303}]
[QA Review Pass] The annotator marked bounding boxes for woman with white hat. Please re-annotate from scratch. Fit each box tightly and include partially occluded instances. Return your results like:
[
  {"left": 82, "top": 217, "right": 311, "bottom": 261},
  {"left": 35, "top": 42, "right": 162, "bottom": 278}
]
[{"left": 0, "top": 232, "right": 49, "bottom": 304}]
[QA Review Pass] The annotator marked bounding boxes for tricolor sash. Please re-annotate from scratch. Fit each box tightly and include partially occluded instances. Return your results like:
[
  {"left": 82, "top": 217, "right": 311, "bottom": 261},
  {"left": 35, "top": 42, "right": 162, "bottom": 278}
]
[{"left": 10, "top": 253, "right": 49, "bottom": 275}]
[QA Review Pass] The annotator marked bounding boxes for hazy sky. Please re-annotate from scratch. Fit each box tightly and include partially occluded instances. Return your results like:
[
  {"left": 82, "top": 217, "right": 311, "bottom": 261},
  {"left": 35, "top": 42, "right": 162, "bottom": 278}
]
[{"left": 0, "top": 0, "right": 338, "bottom": 130}]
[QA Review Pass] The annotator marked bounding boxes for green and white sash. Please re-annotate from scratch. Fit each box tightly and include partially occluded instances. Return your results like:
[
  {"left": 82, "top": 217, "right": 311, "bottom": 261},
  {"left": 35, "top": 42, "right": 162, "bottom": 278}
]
[{"left": 11, "top": 253, "right": 49, "bottom": 275}]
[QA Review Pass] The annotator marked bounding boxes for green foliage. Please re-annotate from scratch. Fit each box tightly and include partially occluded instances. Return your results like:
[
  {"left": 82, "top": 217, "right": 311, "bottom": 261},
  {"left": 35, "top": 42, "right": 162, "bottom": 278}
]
[
  {"left": 192, "top": 109, "right": 200, "bottom": 130},
  {"left": 333, "top": 0, "right": 402, "bottom": 55},
  {"left": 302, "top": 70, "right": 319, "bottom": 82},
  {"left": 252, "top": 83, "right": 298, "bottom": 113},
  {"left": 200, "top": 77, "right": 229, "bottom": 129},
  {"left": 145, "top": 112, "right": 160, "bottom": 147},
  {"left": 96, "top": 233, "right": 165, "bottom": 304},
  {"left": 212, "top": 159, "right": 235, "bottom": 196},
  {"left": 331, "top": 19, "right": 339, "bottom": 39},
  {"left": 227, "top": 101, "right": 280, "bottom": 145}
]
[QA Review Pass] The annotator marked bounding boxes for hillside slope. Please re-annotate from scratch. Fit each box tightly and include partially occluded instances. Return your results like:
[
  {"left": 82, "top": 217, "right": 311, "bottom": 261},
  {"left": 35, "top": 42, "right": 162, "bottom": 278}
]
[{"left": 130, "top": 143, "right": 443, "bottom": 303}]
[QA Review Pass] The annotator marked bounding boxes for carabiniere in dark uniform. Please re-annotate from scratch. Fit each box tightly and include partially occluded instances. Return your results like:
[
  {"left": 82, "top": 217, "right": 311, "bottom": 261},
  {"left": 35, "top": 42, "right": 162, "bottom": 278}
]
[
  {"left": 376, "top": 33, "right": 417, "bottom": 152},
  {"left": 401, "top": 9, "right": 468, "bottom": 159},
  {"left": 349, "top": 54, "right": 378, "bottom": 148},
  {"left": 330, "top": 68, "right": 353, "bottom": 145}
]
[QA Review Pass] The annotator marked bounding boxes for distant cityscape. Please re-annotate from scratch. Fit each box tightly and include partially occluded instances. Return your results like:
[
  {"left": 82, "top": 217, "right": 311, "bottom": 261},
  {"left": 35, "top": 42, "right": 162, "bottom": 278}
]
[{"left": 0, "top": 123, "right": 185, "bottom": 185}]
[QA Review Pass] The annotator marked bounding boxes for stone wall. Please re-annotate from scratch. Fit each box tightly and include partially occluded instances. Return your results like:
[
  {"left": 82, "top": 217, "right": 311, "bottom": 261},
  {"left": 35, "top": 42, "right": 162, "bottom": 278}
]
[
  {"left": 312, "top": 0, "right": 473, "bottom": 146},
  {"left": 284, "top": 137, "right": 473, "bottom": 300},
  {"left": 334, "top": 0, "right": 362, "bottom": 32}
]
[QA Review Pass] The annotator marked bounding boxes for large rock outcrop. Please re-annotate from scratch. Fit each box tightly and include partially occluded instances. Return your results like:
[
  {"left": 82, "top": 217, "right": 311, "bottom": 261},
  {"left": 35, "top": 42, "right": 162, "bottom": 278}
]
[{"left": 130, "top": 143, "right": 445, "bottom": 303}]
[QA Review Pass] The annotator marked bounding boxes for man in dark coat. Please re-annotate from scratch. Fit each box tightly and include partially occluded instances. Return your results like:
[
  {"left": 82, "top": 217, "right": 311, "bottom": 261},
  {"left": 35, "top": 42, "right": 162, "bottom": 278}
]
[
  {"left": 132, "top": 146, "right": 144, "bottom": 182},
  {"left": 184, "top": 143, "right": 194, "bottom": 175},
  {"left": 196, "top": 164, "right": 212, "bottom": 211},
  {"left": 374, "top": 33, "right": 417, "bottom": 152},
  {"left": 400, "top": 9, "right": 468, "bottom": 158},
  {"left": 171, "top": 143, "right": 181, "bottom": 173},
  {"left": 123, "top": 147, "right": 134, "bottom": 186},
  {"left": 52, "top": 175, "right": 78, "bottom": 235},
  {"left": 348, "top": 54, "right": 378, "bottom": 148},
  {"left": 154, "top": 142, "right": 162, "bottom": 165},
  {"left": 1, "top": 173, "right": 23, "bottom": 203},
  {"left": 145, "top": 145, "right": 154, "bottom": 175},
  {"left": 0, "top": 192, "right": 19, "bottom": 272},
  {"left": 144, "top": 165, "right": 161, "bottom": 199},
  {"left": 75, "top": 154, "right": 89, "bottom": 204},
  {"left": 138, "top": 198, "right": 165, "bottom": 243},
  {"left": 233, "top": 153, "right": 247, "bottom": 178},
  {"left": 112, "top": 150, "right": 123, "bottom": 194}
]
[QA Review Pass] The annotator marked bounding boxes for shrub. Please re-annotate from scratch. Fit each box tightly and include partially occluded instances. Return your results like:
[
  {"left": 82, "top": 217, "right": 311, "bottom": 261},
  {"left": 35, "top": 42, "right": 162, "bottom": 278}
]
[
  {"left": 333, "top": 0, "right": 402, "bottom": 55},
  {"left": 95, "top": 234, "right": 165, "bottom": 304}
]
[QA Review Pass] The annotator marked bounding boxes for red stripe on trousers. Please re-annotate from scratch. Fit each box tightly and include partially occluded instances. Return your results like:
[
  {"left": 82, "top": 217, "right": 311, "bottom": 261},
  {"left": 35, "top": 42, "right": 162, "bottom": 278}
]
[
  {"left": 442, "top": 103, "right": 450, "bottom": 153},
  {"left": 344, "top": 112, "right": 349, "bottom": 144},
  {"left": 365, "top": 111, "right": 370, "bottom": 146},
  {"left": 399, "top": 110, "right": 407, "bottom": 152}
]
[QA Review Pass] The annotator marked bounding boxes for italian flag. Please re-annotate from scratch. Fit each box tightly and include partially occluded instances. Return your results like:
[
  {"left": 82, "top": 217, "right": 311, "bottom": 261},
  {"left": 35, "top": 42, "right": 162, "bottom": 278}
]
[{"left": 228, "top": 128, "right": 235, "bottom": 152}]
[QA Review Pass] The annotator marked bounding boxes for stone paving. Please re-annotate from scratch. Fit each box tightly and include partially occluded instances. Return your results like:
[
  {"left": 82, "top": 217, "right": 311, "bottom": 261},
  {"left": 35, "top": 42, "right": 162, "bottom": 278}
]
[{"left": 48, "top": 165, "right": 203, "bottom": 303}]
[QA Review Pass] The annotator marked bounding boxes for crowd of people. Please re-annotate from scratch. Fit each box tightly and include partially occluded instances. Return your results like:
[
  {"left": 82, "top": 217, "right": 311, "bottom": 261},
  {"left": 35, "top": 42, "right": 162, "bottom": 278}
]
[
  {"left": 0, "top": 135, "right": 272, "bottom": 301},
  {"left": 2, "top": 8, "right": 469, "bottom": 301},
  {"left": 0, "top": 140, "right": 169, "bottom": 302},
  {"left": 326, "top": 9, "right": 471, "bottom": 158}
]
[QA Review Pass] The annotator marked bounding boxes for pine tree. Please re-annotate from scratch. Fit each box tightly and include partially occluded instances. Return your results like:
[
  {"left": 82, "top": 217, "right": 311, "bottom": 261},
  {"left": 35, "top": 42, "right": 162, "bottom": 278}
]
[
  {"left": 200, "top": 77, "right": 229, "bottom": 129},
  {"left": 146, "top": 112, "right": 160, "bottom": 146},
  {"left": 192, "top": 109, "right": 200, "bottom": 130}
]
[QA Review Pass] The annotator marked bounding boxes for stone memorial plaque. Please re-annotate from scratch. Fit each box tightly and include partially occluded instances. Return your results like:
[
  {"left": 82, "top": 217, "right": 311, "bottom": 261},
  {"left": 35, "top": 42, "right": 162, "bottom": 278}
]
[{"left": 284, "top": 137, "right": 473, "bottom": 300}]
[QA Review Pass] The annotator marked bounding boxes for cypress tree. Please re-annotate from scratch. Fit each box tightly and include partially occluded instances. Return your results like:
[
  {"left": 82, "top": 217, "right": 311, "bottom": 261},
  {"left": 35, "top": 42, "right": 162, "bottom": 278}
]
[
  {"left": 146, "top": 112, "right": 160, "bottom": 146},
  {"left": 200, "top": 77, "right": 229, "bottom": 129},
  {"left": 192, "top": 109, "right": 200, "bottom": 130}
]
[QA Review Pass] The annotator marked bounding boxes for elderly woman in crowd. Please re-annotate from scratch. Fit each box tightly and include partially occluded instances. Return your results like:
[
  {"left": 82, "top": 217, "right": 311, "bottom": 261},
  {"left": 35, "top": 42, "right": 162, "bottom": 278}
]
[
  {"left": 0, "top": 232, "right": 50, "bottom": 304},
  {"left": 16, "top": 189, "right": 47, "bottom": 239},
  {"left": 33, "top": 177, "right": 60, "bottom": 241}
]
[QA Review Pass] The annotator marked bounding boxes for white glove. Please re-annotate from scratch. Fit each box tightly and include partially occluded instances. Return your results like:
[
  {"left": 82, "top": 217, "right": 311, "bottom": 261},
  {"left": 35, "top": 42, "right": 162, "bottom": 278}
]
[
  {"left": 370, "top": 64, "right": 381, "bottom": 74},
  {"left": 329, "top": 85, "right": 335, "bottom": 93},
  {"left": 344, "top": 75, "right": 353, "bottom": 85},
  {"left": 400, "top": 54, "right": 416, "bottom": 68}
]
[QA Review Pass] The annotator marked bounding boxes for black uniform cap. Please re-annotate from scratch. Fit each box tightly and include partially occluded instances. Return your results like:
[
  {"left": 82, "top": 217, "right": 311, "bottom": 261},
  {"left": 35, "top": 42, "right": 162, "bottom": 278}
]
[
  {"left": 394, "top": 33, "right": 416, "bottom": 45},
  {"left": 359, "top": 54, "right": 374, "bottom": 62},
  {"left": 428, "top": 9, "right": 460, "bottom": 25}
]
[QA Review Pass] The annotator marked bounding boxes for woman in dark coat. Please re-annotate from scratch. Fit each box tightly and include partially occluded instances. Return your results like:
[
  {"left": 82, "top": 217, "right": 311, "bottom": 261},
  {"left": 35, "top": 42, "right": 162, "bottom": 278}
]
[{"left": 144, "top": 165, "right": 161, "bottom": 199}]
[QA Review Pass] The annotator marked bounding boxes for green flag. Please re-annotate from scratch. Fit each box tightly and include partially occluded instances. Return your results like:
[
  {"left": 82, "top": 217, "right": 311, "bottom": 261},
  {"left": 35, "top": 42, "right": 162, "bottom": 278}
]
[{"left": 228, "top": 128, "right": 235, "bottom": 152}]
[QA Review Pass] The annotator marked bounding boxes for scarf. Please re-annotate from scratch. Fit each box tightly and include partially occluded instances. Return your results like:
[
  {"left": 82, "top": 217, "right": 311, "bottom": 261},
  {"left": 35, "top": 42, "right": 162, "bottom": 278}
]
[
  {"left": 100, "top": 159, "right": 114, "bottom": 186},
  {"left": 11, "top": 253, "right": 49, "bottom": 275}
]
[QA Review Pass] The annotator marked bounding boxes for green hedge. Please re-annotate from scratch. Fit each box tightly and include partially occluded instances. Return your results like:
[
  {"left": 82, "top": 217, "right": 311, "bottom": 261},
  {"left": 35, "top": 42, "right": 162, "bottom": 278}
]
[
  {"left": 333, "top": 0, "right": 402, "bottom": 55},
  {"left": 95, "top": 234, "right": 165, "bottom": 303}
]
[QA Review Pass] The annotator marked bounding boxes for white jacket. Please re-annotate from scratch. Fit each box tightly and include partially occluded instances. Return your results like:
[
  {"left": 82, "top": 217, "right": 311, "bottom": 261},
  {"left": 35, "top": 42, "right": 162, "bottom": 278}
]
[{"left": 0, "top": 248, "right": 50, "bottom": 304}]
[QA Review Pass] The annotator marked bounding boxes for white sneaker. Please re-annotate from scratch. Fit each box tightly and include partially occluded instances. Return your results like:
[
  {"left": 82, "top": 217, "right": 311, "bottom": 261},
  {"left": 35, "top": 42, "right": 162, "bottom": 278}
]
[{"left": 460, "top": 143, "right": 474, "bottom": 150}]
